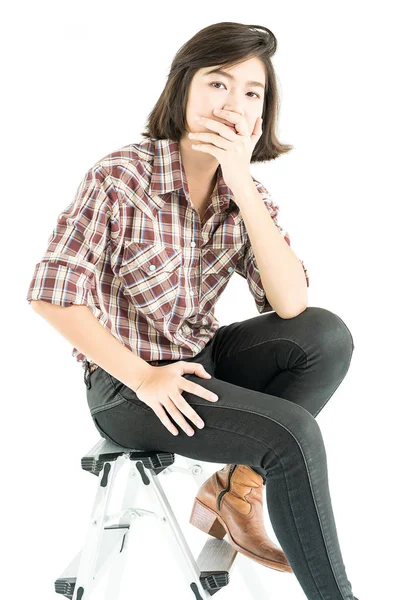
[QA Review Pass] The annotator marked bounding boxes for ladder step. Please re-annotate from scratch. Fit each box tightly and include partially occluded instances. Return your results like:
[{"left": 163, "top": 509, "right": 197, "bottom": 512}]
[
  {"left": 54, "top": 577, "right": 74, "bottom": 599},
  {"left": 55, "top": 537, "right": 238, "bottom": 597},
  {"left": 80, "top": 439, "right": 176, "bottom": 476},
  {"left": 197, "top": 537, "right": 237, "bottom": 594},
  {"left": 55, "top": 528, "right": 127, "bottom": 598}
]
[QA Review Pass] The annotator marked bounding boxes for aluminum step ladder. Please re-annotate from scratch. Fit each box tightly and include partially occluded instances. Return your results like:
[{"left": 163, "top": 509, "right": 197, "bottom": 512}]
[{"left": 54, "top": 438, "right": 268, "bottom": 599}]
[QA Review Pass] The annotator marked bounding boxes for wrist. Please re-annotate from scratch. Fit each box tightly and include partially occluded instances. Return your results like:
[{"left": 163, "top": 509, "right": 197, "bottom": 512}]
[
  {"left": 131, "top": 363, "right": 154, "bottom": 393},
  {"left": 230, "top": 176, "right": 255, "bottom": 198}
]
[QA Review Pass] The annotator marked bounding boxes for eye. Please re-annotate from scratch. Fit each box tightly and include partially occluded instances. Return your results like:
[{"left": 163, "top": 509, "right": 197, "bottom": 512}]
[{"left": 210, "top": 82, "right": 260, "bottom": 99}]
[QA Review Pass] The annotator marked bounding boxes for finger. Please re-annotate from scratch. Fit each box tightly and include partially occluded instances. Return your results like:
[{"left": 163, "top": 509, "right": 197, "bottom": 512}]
[
  {"left": 195, "top": 115, "right": 238, "bottom": 138},
  {"left": 213, "top": 108, "right": 248, "bottom": 136},
  {"left": 181, "top": 378, "right": 219, "bottom": 403},
  {"left": 190, "top": 143, "right": 221, "bottom": 160},
  {"left": 201, "top": 367, "right": 212, "bottom": 378},
  {"left": 191, "top": 132, "right": 233, "bottom": 148},
  {"left": 164, "top": 395, "right": 196, "bottom": 436},
  {"left": 151, "top": 403, "right": 180, "bottom": 436},
  {"left": 213, "top": 108, "right": 242, "bottom": 124},
  {"left": 200, "top": 120, "right": 238, "bottom": 137},
  {"left": 173, "top": 393, "right": 205, "bottom": 429},
  {"left": 182, "top": 362, "right": 212, "bottom": 379}
]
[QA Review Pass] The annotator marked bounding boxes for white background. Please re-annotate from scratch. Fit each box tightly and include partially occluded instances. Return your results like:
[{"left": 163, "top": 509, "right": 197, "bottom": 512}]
[{"left": 2, "top": 1, "right": 399, "bottom": 599}]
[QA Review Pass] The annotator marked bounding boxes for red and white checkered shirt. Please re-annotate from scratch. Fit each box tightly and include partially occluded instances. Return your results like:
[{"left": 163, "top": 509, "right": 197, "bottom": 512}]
[{"left": 26, "top": 137, "right": 309, "bottom": 370}]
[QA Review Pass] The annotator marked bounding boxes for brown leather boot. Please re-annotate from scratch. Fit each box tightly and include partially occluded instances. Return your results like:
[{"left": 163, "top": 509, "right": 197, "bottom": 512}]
[{"left": 189, "top": 464, "right": 293, "bottom": 573}]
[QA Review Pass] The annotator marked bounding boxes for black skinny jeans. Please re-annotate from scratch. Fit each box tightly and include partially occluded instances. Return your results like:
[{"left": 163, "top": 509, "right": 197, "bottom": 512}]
[{"left": 85, "top": 306, "right": 359, "bottom": 600}]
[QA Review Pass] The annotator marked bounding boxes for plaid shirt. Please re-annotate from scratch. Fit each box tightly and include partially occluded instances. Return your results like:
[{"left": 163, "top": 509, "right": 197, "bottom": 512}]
[{"left": 26, "top": 138, "right": 309, "bottom": 371}]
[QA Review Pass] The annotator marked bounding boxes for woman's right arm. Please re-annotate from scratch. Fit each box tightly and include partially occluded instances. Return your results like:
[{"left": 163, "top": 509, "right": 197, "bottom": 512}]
[{"left": 30, "top": 300, "right": 152, "bottom": 391}]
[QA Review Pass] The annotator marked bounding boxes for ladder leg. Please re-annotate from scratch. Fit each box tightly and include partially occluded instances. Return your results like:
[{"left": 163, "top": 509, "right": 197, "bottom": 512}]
[
  {"left": 136, "top": 459, "right": 213, "bottom": 598},
  {"left": 71, "top": 454, "right": 130, "bottom": 600},
  {"left": 103, "top": 456, "right": 166, "bottom": 600}
]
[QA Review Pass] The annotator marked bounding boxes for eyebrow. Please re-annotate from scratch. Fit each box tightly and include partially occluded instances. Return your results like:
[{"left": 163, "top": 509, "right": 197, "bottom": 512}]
[{"left": 203, "top": 67, "right": 265, "bottom": 90}]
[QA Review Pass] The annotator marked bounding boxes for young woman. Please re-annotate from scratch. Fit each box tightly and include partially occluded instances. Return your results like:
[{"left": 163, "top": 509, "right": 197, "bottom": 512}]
[{"left": 27, "top": 22, "right": 359, "bottom": 600}]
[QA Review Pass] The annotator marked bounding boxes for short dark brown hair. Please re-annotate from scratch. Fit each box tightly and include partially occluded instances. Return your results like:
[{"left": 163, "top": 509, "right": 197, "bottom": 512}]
[{"left": 140, "top": 21, "right": 293, "bottom": 163}]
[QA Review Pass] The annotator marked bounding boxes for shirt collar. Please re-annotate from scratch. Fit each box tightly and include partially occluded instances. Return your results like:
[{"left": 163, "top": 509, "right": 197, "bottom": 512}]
[{"left": 147, "top": 138, "right": 240, "bottom": 220}]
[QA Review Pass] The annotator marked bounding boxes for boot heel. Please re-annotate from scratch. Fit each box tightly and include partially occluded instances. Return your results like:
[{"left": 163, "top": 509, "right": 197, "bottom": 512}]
[{"left": 189, "top": 498, "right": 226, "bottom": 539}]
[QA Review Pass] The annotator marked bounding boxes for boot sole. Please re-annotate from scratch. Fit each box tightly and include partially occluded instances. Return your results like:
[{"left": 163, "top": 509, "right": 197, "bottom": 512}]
[{"left": 189, "top": 497, "right": 293, "bottom": 573}]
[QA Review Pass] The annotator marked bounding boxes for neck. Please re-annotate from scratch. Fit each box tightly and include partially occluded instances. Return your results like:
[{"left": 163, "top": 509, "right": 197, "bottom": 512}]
[{"left": 179, "top": 134, "right": 219, "bottom": 190}]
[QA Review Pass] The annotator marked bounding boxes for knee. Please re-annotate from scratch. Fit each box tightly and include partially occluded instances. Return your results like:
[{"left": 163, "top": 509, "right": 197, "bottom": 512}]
[
  {"left": 274, "top": 408, "right": 326, "bottom": 470},
  {"left": 297, "top": 412, "right": 327, "bottom": 463},
  {"left": 302, "top": 306, "right": 354, "bottom": 355}
]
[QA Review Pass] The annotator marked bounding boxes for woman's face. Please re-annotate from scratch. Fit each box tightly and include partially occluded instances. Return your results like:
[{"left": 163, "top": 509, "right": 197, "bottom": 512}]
[{"left": 184, "top": 57, "right": 266, "bottom": 138}]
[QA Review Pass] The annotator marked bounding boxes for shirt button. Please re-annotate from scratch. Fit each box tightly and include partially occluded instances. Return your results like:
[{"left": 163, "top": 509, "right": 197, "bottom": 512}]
[
  {"left": 149, "top": 264, "right": 156, "bottom": 271},
  {"left": 228, "top": 266, "right": 234, "bottom": 273},
  {"left": 190, "top": 290, "right": 195, "bottom": 295},
  {"left": 190, "top": 241, "right": 196, "bottom": 247}
]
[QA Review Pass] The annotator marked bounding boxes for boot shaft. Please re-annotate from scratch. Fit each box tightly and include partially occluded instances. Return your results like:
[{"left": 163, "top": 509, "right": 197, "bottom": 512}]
[{"left": 217, "top": 464, "right": 264, "bottom": 512}]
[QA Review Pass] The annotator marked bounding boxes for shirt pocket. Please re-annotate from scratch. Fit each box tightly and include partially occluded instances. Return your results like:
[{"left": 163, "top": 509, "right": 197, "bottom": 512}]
[
  {"left": 119, "top": 241, "right": 182, "bottom": 322},
  {"left": 200, "top": 246, "right": 242, "bottom": 313}
]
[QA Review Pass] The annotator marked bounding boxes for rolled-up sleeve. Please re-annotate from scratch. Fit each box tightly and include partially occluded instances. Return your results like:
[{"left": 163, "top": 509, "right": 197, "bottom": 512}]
[
  {"left": 26, "top": 165, "right": 121, "bottom": 306},
  {"left": 235, "top": 180, "right": 309, "bottom": 314}
]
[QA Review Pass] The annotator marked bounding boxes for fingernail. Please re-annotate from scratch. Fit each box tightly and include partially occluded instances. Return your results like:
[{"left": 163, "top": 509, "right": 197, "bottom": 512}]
[{"left": 213, "top": 395, "right": 219, "bottom": 401}]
